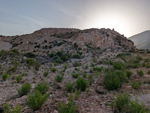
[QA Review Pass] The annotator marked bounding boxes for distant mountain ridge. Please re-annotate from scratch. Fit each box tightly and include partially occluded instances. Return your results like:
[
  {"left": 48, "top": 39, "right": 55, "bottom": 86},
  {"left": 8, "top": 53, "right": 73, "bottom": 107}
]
[{"left": 129, "top": 30, "right": 150, "bottom": 49}]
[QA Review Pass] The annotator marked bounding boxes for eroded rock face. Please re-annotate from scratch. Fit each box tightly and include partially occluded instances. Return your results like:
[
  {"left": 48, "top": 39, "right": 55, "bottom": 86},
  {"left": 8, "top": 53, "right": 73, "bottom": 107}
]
[{"left": 0, "top": 28, "right": 136, "bottom": 54}]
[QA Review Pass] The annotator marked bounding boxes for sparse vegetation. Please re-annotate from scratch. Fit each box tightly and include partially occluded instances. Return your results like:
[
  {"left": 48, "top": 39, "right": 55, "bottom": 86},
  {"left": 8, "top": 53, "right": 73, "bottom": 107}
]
[
  {"left": 65, "top": 82, "right": 75, "bottom": 92},
  {"left": 24, "top": 52, "right": 36, "bottom": 58},
  {"left": 51, "top": 68, "right": 57, "bottom": 72},
  {"left": 93, "top": 67, "right": 103, "bottom": 72},
  {"left": 43, "top": 71, "right": 49, "bottom": 77},
  {"left": 72, "top": 53, "right": 81, "bottom": 59},
  {"left": 73, "top": 61, "right": 81, "bottom": 67},
  {"left": 34, "top": 82, "right": 49, "bottom": 94},
  {"left": 113, "top": 61, "right": 125, "bottom": 70},
  {"left": 76, "top": 77, "right": 88, "bottom": 91},
  {"left": 72, "top": 73, "right": 80, "bottom": 78},
  {"left": 27, "top": 91, "right": 49, "bottom": 111},
  {"left": 125, "top": 70, "right": 132, "bottom": 78},
  {"left": 17, "top": 83, "right": 31, "bottom": 97},
  {"left": 136, "top": 70, "right": 144, "bottom": 77},
  {"left": 16, "top": 75, "right": 23, "bottom": 83},
  {"left": 55, "top": 75, "right": 63, "bottom": 82},
  {"left": 130, "top": 81, "right": 142, "bottom": 89},
  {"left": 2, "top": 73, "right": 9, "bottom": 81}
]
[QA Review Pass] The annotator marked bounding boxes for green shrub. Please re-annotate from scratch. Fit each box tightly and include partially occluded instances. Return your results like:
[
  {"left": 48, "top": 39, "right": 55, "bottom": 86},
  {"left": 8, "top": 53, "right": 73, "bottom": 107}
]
[
  {"left": 2, "top": 73, "right": 9, "bottom": 81},
  {"left": 65, "top": 82, "right": 75, "bottom": 92},
  {"left": 75, "top": 89, "right": 81, "bottom": 100},
  {"left": 130, "top": 81, "right": 142, "bottom": 89},
  {"left": 54, "top": 58, "right": 63, "bottom": 64},
  {"left": 146, "top": 63, "right": 150, "bottom": 68},
  {"left": 144, "top": 58, "right": 150, "bottom": 63},
  {"left": 147, "top": 70, "right": 150, "bottom": 74},
  {"left": 111, "top": 93, "right": 146, "bottom": 113},
  {"left": 93, "top": 67, "right": 103, "bottom": 72},
  {"left": 136, "top": 55, "right": 143, "bottom": 61},
  {"left": 7, "top": 65, "right": 18, "bottom": 73},
  {"left": 111, "top": 93, "right": 130, "bottom": 112},
  {"left": 72, "top": 53, "right": 81, "bottom": 59},
  {"left": 125, "top": 70, "right": 132, "bottom": 78},
  {"left": 82, "top": 73, "right": 87, "bottom": 78},
  {"left": 16, "top": 75, "right": 23, "bottom": 83},
  {"left": 104, "top": 72, "right": 121, "bottom": 90},
  {"left": 27, "top": 91, "right": 49, "bottom": 111},
  {"left": 58, "top": 93, "right": 78, "bottom": 113},
  {"left": 57, "top": 42, "right": 64, "bottom": 46},
  {"left": 136, "top": 70, "right": 144, "bottom": 77},
  {"left": 34, "top": 62, "right": 40, "bottom": 71},
  {"left": 114, "top": 70, "right": 126, "bottom": 82},
  {"left": 113, "top": 61, "right": 125, "bottom": 70},
  {"left": 24, "top": 52, "right": 36, "bottom": 58},
  {"left": 72, "top": 73, "right": 80, "bottom": 78},
  {"left": 26, "top": 58, "right": 40, "bottom": 70},
  {"left": 88, "top": 74, "right": 94, "bottom": 85},
  {"left": 34, "top": 82, "right": 49, "bottom": 94},
  {"left": 73, "top": 61, "right": 81, "bottom": 67},
  {"left": 132, "top": 64, "right": 139, "bottom": 68},
  {"left": 3, "top": 103, "right": 23, "bottom": 113},
  {"left": 76, "top": 78, "right": 88, "bottom": 91},
  {"left": 17, "top": 83, "right": 31, "bottom": 97},
  {"left": 43, "top": 71, "right": 49, "bottom": 77},
  {"left": 55, "top": 75, "right": 63, "bottom": 82},
  {"left": 51, "top": 68, "right": 57, "bottom": 72}
]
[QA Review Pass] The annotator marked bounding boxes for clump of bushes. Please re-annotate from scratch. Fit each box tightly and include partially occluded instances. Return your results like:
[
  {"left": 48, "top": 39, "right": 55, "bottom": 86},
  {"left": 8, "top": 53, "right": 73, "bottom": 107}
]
[
  {"left": 58, "top": 94, "right": 78, "bottom": 113},
  {"left": 113, "top": 61, "right": 125, "bottom": 70},
  {"left": 72, "top": 53, "right": 81, "bottom": 59},
  {"left": 111, "top": 93, "right": 146, "bottom": 113},
  {"left": 24, "top": 52, "right": 36, "bottom": 58},
  {"left": 43, "top": 71, "right": 49, "bottom": 77},
  {"left": 125, "top": 70, "right": 132, "bottom": 78},
  {"left": 65, "top": 82, "right": 75, "bottom": 92},
  {"left": 27, "top": 91, "right": 49, "bottom": 111},
  {"left": 72, "top": 73, "right": 80, "bottom": 78},
  {"left": 51, "top": 68, "right": 57, "bottom": 72},
  {"left": 104, "top": 70, "right": 126, "bottom": 90},
  {"left": 136, "top": 70, "right": 144, "bottom": 77},
  {"left": 76, "top": 77, "right": 88, "bottom": 91},
  {"left": 49, "top": 51, "right": 70, "bottom": 63},
  {"left": 2, "top": 73, "right": 9, "bottom": 81},
  {"left": 3, "top": 103, "right": 23, "bottom": 113},
  {"left": 55, "top": 75, "right": 63, "bottom": 82},
  {"left": 26, "top": 58, "right": 40, "bottom": 70},
  {"left": 34, "top": 82, "right": 49, "bottom": 94},
  {"left": 93, "top": 67, "right": 103, "bottom": 72},
  {"left": 73, "top": 61, "right": 81, "bottom": 67},
  {"left": 130, "top": 81, "right": 142, "bottom": 89},
  {"left": 16, "top": 75, "right": 23, "bottom": 83},
  {"left": 17, "top": 83, "right": 31, "bottom": 97}
]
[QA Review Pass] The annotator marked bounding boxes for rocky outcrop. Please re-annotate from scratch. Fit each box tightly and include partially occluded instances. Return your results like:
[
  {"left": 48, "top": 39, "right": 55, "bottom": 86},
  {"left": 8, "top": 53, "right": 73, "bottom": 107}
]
[{"left": 0, "top": 28, "right": 136, "bottom": 54}]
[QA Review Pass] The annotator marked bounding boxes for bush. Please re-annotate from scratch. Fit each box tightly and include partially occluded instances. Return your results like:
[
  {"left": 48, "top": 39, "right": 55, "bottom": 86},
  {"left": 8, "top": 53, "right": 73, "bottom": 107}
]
[
  {"left": 93, "top": 67, "right": 103, "bottom": 72},
  {"left": 65, "top": 82, "right": 75, "bottom": 92},
  {"left": 147, "top": 70, "right": 150, "bottom": 74},
  {"left": 111, "top": 93, "right": 130, "bottom": 112},
  {"left": 34, "top": 82, "right": 49, "bottom": 94},
  {"left": 82, "top": 73, "right": 87, "bottom": 78},
  {"left": 26, "top": 58, "right": 40, "bottom": 70},
  {"left": 51, "top": 68, "right": 57, "bottom": 72},
  {"left": 72, "top": 53, "right": 81, "bottom": 59},
  {"left": 54, "top": 58, "right": 63, "bottom": 64},
  {"left": 73, "top": 61, "right": 81, "bottom": 67},
  {"left": 7, "top": 65, "right": 18, "bottom": 73},
  {"left": 111, "top": 93, "right": 146, "bottom": 113},
  {"left": 16, "top": 75, "right": 23, "bottom": 83},
  {"left": 58, "top": 93, "right": 78, "bottom": 113},
  {"left": 27, "top": 91, "right": 49, "bottom": 111},
  {"left": 136, "top": 70, "right": 144, "bottom": 77},
  {"left": 130, "top": 81, "right": 142, "bottom": 89},
  {"left": 104, "top": 72, "right": 121, "bottom": 90},
  {"left": 136, "top": 55, "right": 143, "bottom": 61},
  {"left": 114, "top": 70, "right": 126, "bottom": 82},
  {"left": 113, "top": 61, "right": 125, "bottom": 70},
  {"left": 55, "top": 75, "right": 63, "bottom": 82},
  {"left": 88, "top": 74, "right": 94, "bottom": 85},
  {"left": 43, "top": 71, "right": 49, "bottom": 77},
  {"left": 2, "top": 73, "right": 9, "bottom": 81},
  {"left": 3, "top": 103, "right": 23, "bottom": 113},
  {"left": 17, "top": 83, "right": 31, "bottom": 97},
  {"left": 125, "top": 70, "right": 132, "bottom": 78},
  {"left": 57, "top": 42, "right": 64, "bottom": 46},
  {"left": 76, "top": 78, "right": 88, "bottom": 91},
  {"left": 72, "top": 73, "right": 80, "bottom": 78},
  {"left": 24, "top": 52, "right": 36, "bottom": 58}
]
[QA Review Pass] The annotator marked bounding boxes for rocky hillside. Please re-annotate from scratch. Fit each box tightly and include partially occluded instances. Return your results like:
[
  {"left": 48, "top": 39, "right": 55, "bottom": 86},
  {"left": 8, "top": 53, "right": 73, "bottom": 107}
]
[
  {"left": 129, "top": 30, "right": 150, "bottom": 49},
  {"left": 0, "top": 28, "right": 136, "bottom": 55}
]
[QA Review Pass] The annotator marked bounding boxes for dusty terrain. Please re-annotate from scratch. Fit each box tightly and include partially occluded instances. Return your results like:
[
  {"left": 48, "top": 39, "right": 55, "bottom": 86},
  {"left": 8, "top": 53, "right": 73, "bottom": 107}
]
[{"left": 0, "top": 28, "right": 150, "bottom": 113}]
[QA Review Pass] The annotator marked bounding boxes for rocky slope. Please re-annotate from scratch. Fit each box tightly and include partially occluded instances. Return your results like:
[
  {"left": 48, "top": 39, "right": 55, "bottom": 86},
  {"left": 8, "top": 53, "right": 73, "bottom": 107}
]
[
  {"left": 0, "top": 28, "right": 136, "bottom": 55},
  {"left": 129, "top": 30, "right": 150, "bottom": 49}
]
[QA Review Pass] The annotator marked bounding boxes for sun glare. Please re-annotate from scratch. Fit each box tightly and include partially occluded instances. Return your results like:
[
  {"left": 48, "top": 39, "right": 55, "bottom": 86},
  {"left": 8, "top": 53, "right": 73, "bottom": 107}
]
[{"left": 92, "top": 17, "right": 128, "bottom": 36}]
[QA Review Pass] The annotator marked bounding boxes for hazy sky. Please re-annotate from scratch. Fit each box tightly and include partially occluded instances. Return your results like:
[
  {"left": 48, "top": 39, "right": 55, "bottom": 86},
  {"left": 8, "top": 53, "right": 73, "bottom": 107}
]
[{"left": 0, "top": 0, "right": 150, "bottom": 37}]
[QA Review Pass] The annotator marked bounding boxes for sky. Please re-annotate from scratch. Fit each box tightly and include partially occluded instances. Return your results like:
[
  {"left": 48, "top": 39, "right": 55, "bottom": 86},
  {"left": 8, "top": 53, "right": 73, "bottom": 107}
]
[{"left": 0, "top": 0, "right": 150, "bottom": 37}]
